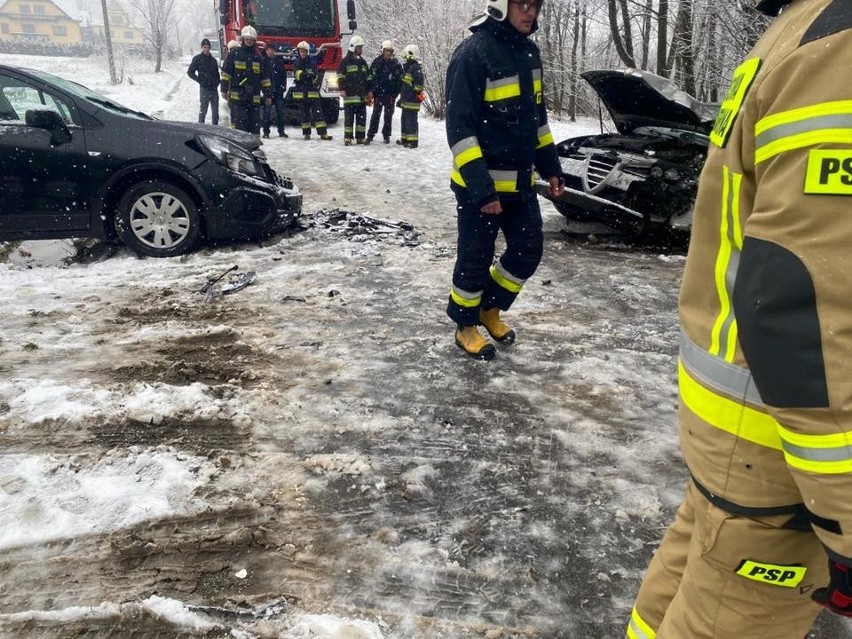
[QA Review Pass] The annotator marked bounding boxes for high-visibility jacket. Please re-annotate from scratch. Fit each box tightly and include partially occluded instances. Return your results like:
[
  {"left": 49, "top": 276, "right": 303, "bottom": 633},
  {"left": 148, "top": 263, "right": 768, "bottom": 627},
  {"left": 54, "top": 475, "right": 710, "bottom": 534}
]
[
  {"left": 337, "top": 52, "right": 371, "bottom": 107},
  {"left": 399, "top": 60, "right": 424, "bottom": 111},
  {"left": 679, "top": 0, "right": 852, "bottom": 565},
  {"left": 221, "top": 45, "right": 271, "bottom": 105},
  {"left": 445, "top": 16, "right": 560, "bottom": 208},
  {"left": 293, "top": 55, "right": 320, "bottom": 100}
]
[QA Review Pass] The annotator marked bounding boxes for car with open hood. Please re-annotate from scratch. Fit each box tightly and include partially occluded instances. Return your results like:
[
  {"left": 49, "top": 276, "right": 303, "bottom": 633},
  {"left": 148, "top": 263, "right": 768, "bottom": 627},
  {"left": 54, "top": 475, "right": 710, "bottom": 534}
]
[
  {"left": 537, "top": 68, "right": 719, "bottom": 245},
  {"left": 0, "top": 64, "right": 301, "bottom": 257}
]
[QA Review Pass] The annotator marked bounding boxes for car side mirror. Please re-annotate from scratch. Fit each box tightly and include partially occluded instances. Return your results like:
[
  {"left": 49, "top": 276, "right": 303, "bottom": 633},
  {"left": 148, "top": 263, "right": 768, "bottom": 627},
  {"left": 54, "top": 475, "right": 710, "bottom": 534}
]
[
  {"left": 347, "top": 0, "right": 356, "bottom": 20},
  {"left": 26, "top": 109, "right": 72, "bottom": 146},
  {"left": 349, "top": 19, "right": 357, "bottom": 30}
]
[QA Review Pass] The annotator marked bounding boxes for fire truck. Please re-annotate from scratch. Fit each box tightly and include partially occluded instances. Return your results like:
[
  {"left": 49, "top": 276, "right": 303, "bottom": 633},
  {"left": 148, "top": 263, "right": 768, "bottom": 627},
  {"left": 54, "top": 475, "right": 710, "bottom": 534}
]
[{"left": 216, "top": 0, "right": 357, "bottom": 124}]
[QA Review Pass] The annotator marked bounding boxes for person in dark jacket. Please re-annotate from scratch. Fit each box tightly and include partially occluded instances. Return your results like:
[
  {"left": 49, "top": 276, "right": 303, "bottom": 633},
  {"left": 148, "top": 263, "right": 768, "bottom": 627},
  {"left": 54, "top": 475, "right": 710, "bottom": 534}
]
[
  {"left": 338, "top": 35, "right": 373, "bottom": 146},
  {"left": 260, "top": 44, "right": 288, "bottom": 138},
  {"left": 292, "top": 41, "right": 333, "bottom": 140},
  {"left": 397, "top": 44, "right": 424, "bottom": 149},
  {"left": 445, "top": 0, "right": 564, "bottom": 360},
  {"left": 366, "top": 40, "right": 403, "bottom": 145},
  {"left": 220, "top": 26, "right": 271, "bottom": 135},
  {"left": 187, "top": 38, "right": 221, "bottom": 125}
]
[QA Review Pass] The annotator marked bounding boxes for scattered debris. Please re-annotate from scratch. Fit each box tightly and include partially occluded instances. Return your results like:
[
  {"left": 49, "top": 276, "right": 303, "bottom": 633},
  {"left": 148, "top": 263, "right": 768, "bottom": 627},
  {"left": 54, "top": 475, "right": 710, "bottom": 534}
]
[{"left": 305, "top": 209, "right": 421, "bottom": 247}]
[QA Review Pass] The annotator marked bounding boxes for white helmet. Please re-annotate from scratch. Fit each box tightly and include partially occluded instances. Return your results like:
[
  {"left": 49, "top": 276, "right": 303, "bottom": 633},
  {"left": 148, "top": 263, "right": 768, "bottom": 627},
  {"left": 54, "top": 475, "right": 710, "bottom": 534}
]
[
  {"left": 227, "top": 39, "right": 239, "bottom": 51},
  {"left": 485, "top": 0, "right": 541, "bottom": 21},
  {"left": 240, "top": 25, "right": 257, "bottom": 40},
  {"left": 348, "top": 34, "right": 365, "bottom": 51},
  {"left": 381, "top": 40, "right": 395, "bottom": 52},
  {"left": 402, "top": 44, "right": 419, "bottom": 61},
  {"left": 296, "top": 40, "right": 310, "bottom": 51}
]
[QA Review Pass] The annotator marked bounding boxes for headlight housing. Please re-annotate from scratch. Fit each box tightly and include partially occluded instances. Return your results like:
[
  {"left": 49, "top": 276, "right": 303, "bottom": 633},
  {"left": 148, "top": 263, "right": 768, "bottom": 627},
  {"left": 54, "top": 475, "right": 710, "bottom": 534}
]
[
  {"left": 322, "top": 70, "right": 339, "bottom": 93},
  {"left": 197, "top": 134, "right": 261, "bottom": 177}
]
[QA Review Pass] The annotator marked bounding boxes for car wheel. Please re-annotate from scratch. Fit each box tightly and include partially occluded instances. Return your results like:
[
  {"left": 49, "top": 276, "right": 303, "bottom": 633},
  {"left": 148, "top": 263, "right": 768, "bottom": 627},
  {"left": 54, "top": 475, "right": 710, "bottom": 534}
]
[{"left": 115, "top": 180, "right": 201, "bottom": 258}]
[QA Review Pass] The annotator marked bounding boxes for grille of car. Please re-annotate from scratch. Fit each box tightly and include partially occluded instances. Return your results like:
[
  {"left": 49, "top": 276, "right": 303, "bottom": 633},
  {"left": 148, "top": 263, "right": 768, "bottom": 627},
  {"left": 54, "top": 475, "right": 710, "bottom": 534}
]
[{"left": 585, "top": 154, "right": 619, "bottom": 189}]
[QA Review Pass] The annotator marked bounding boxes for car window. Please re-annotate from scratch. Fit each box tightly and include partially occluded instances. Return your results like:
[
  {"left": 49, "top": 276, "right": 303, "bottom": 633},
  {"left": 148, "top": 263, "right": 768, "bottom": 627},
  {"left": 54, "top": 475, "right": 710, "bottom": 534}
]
[{"left": 0, "top": 73, "right": 77, "bottom": 125}]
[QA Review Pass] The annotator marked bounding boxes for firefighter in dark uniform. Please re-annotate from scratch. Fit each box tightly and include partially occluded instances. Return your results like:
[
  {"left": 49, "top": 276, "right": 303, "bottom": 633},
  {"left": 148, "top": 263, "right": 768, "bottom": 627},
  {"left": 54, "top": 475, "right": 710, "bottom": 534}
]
[
  {"left": 220, "top": 26, "right": 271, "bottom": 135},
  {"left": 260, "top": 43, "right": 288, "bottom": 138},
  {"left": 397, "top": 44, "right": 424, "bottom": 149},
  {"left": 627, "top": 1, "right": 852, "bottom": 637},
  {"left": 338, "top": 35, "right": 373, "bottom": 146},
  {"left": 293, "top": 41, "right": 332, "bottom": 140},
  {"left": 445, "top": 0, "right": 563, "bottom": 360}
]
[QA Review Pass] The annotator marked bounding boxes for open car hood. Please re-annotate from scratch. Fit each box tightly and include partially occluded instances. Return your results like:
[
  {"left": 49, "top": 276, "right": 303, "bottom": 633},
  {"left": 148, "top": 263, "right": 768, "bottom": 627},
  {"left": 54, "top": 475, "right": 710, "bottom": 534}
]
[{"left": 582, "top": 69, "right": 719, "bottom": 135}]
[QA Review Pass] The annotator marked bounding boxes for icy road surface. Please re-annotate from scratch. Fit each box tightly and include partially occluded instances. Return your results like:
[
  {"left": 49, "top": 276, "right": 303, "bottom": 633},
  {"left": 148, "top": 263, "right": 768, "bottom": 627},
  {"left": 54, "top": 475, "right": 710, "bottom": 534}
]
[{"left": 0, "top": 54, "right": 849, "bottom": 638}]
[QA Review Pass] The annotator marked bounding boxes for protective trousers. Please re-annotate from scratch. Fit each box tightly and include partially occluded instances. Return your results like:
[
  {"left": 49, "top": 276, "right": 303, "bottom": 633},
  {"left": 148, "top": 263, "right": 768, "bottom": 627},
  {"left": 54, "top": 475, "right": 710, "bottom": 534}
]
[
  {"left": 231, "top": 101, "right": 260, "bottom": 135},
  {"left": 343, "top": 104, "right": 366, "bottom": 141},
  {"left": 627, "top": 481, "right": 828, "bottom": 639},
  {"left": 297, "top": 97, "right": 328, "bottom": 137},
  {"left": 447, "top": 189, "right": 543, "bottom": 327},
  {"left": 400, "top": 109, "right": 418, "bottom": 147},
  {"left": 262, "top": 96, "right": 286, "bottom": 136},
  {"left": 367, "top": 95, "right": 395, "bottom": 140}
]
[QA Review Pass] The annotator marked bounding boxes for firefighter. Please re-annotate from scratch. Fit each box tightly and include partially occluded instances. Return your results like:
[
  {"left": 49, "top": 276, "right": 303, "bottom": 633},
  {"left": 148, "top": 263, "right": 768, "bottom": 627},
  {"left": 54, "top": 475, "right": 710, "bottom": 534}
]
[
  {"left": 396, "top": 44, "right": 424, "bottom": 149},
  {"left": 260, "top": 44, "right": 288, "bottom": 138},
  {"left": 627, "top": 1, "right": 852, "bottom": 637},
  {"left": 338, "top": 35, "right": 373, "bottom": 146},
  {"left": 444, "top": 0, "right": 563, "bottom": 360},
  {"left": 220, "top": 26, "right": 271, "bottom": 135},
  {"left": 366, "top": 40, "right": 403, "bottom": 145},
  {"left": 292, "top": 41, "right": 332, "bottom": 140},
  {"left": 187, "top": 38, "right": 220, "bottom": 125}
]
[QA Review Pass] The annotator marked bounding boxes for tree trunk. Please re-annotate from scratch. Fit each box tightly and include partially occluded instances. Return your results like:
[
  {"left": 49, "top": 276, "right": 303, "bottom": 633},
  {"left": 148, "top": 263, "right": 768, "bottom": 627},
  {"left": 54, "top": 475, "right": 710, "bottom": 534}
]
[
  {"left": 607, "top": 0, "right": 636, "bottom": 68},
  {"left": 656, "top": 0, "right": 669, "bottom": 76}
]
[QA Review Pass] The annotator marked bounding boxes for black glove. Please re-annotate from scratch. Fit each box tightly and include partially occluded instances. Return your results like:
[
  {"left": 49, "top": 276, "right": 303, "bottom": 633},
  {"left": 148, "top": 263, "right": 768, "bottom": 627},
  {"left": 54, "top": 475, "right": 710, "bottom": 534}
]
[{"left": 812, "top": 559, "right": 852, "bottom": 617}]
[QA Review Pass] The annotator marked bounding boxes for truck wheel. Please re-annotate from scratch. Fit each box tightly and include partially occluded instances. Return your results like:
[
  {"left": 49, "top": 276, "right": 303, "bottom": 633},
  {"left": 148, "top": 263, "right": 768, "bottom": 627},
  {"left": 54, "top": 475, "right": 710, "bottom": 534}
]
[
  {"left": 115, "top": 180, "right": 201, "bottom": 258},
  {"left": 322, "top": 99, "right": 340, "bottom": 125}
]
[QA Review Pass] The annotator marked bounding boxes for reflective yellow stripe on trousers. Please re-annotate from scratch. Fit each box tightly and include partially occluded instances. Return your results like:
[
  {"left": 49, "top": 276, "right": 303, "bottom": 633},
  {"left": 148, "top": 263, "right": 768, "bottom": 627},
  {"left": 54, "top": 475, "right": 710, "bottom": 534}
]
[{"left": 626, "top": 606, "right": 656, "bottom": 639}]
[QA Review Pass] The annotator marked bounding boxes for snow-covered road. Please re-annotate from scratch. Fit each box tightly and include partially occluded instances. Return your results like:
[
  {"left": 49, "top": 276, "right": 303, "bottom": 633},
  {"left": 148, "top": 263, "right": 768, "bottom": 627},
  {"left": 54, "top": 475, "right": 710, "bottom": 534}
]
[{"left": 0, "top": 54, "right": 849, "bottom": 639}]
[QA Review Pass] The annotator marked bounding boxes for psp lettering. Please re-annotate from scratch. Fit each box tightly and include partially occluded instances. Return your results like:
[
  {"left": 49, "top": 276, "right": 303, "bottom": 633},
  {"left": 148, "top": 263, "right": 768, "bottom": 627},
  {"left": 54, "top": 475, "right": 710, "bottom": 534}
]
[
  {"left": 818, "top": 156, "right": 852, "bottom": 185},
  {"left": 748, "top": 565, "right": 799, "bottom": 584}
]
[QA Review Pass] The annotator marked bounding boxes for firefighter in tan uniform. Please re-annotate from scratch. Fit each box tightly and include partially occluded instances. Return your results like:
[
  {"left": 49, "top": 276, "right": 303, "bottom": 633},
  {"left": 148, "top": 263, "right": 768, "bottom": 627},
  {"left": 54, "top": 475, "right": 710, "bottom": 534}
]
[{"left": 627, "top": 1, "right": 852, "bottom": 637}]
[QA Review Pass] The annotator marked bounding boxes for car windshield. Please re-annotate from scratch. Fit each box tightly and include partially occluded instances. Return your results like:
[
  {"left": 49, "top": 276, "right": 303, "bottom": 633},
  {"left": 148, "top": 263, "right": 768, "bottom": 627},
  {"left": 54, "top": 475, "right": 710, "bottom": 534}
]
[
  {"left": 23, "top": 68, "right": 153, "bottom": 120},
  {"left": 248, "top": 0, "right": 335, "bottom": 37}
]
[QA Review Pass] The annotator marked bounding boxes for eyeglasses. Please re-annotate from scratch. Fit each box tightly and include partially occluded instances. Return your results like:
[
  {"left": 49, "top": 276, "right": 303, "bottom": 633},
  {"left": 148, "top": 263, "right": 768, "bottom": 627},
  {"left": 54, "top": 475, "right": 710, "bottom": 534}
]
[{"left": 509, "top": 0, "right": 539, "bottom": 12}]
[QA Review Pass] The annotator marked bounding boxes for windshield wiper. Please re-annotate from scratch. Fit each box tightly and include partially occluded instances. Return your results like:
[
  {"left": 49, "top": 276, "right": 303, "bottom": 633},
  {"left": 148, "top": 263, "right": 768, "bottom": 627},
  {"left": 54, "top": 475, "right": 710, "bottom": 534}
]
[{"left": 88, "top": 96, "right": 151, "bottom": 119}]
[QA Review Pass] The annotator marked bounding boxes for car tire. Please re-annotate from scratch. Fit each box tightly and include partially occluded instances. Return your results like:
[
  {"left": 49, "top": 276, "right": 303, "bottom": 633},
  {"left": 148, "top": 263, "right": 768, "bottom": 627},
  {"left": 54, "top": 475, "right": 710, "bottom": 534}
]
[{"left": 115, "top": 180, "right": 201, "bottom": 258}]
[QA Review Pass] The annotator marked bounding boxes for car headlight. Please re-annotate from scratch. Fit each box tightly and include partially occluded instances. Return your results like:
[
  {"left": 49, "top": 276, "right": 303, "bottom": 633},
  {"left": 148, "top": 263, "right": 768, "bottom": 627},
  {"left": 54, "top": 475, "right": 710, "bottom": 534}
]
[
  {"left": 197, "top": 134, "right": 261, "bottom": 177},
  {"left": 322, "top": 71, "right": 339, "bottom": 92}
]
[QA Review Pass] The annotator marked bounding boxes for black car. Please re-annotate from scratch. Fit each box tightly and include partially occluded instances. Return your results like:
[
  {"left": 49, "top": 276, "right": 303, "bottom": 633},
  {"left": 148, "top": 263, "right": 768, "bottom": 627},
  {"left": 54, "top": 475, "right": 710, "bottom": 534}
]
[
  {"left": 538, "top": 69, "right": 719, "bottom": 243},
  {"left": 0, "top": 65, "right": 301, "bottom": 257}
]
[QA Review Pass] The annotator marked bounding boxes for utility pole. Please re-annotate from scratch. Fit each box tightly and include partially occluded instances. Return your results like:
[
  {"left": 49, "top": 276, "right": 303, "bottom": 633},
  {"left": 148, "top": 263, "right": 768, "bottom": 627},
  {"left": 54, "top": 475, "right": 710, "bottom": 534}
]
[{"left": 100, "top": 0, "right": 118, "bottom": 84}]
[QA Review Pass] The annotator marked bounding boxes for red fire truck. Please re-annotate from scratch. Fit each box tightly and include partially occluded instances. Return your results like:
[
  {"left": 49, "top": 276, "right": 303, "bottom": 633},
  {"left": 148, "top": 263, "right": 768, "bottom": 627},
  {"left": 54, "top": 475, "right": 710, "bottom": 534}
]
[{"left": 216, "top": 0, "right": 357, "bottom": 124}]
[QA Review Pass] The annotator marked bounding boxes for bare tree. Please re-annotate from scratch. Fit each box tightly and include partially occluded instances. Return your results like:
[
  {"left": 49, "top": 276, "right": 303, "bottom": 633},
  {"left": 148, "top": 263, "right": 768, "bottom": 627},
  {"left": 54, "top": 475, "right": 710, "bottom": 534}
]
[{"left": 128, "top": 0, "right": 177, "bottom": 72}]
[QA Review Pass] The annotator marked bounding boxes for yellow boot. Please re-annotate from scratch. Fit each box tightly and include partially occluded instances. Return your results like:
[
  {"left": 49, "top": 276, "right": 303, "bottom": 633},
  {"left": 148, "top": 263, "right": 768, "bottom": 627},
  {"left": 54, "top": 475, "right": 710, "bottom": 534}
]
[
  {"left": 455, "top": 325, "right": 496, "bottom": 360},
  {"left": 479, "top": 307, "right": 516, "bottom": 344}
]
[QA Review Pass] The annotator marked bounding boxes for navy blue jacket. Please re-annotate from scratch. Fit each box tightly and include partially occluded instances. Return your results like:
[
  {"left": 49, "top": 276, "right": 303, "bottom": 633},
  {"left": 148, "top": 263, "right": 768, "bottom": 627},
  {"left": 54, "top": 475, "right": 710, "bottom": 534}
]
[
  {"left": 293, "top": 55, "right": 319, "bottom": 93},
  {"left": 187, "top": 52, "right": 220, "bottom": 90},
  {"left": 445, "top": 17, "right": 561, "bottom": 207},
  {"left": 369, "top": 55, "right": 403, "bottom": 96},
  {"left": 264, "top": 55, "right": 288, "bottom": 99}
]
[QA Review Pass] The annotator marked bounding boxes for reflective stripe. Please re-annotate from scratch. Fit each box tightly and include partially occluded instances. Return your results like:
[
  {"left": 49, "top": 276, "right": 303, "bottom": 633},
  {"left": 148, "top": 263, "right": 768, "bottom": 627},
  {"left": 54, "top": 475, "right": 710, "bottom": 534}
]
[
  {"left": 234, "top": 61, "right": 247, "bottom": 70},
  {"left": 452, "top": 137, "right": 484, "bottom": 169},
  {"left": 626, "top": 607, "right": 655, "bottom": 639},
  {"left": 537, "top": 124, "right": 554, "bottom": 149},
  {"left": 221, "top": 73, "right": 231, "bottom": 82},
  {"left": 779, "top": 425, "right": 852, "bottom": 474},
  {"left": 755, "top": 101, "right": 852, "bottom": 164},
  {"left": 680, "top": 331, "right": 764, "bottom": 406},
  {"left": 679, "top": 361, "right": 783, "bottom": 451},
  {"left": 532, "top": 68, "right": 542, "bottom": 95},
  {"left": 450, "top": 286, "right": 482, "bottom": 308},
  {"left": 709, "top": 166, "right": 742, "bottom": 362},
  {"left": 490, "top": 263, "right": 524, "bottom": 293},
  {"left": 681, "top": 331, "right": 852, "bottom": 474},
  {"left": 484, "top": 75, "right": 520, "bottom": 102},
  {"left": 450, "top": 169, "right": 533, "bottom": 192},
  {"left": 490, "top": 170, "right": 518, "bottom": 193}
]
